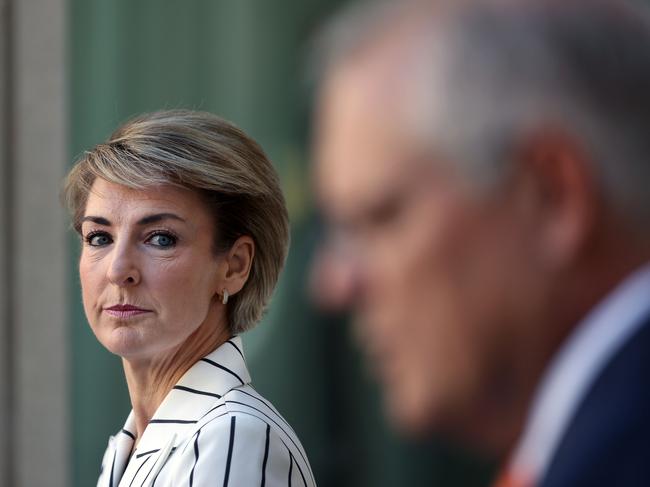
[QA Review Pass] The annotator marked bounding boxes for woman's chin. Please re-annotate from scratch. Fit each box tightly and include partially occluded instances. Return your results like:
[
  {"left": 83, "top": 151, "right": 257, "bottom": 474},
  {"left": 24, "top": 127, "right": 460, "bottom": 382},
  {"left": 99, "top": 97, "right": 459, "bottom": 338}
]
[{"left": 97, "top": 325, "right": 150, "bottom": 359}]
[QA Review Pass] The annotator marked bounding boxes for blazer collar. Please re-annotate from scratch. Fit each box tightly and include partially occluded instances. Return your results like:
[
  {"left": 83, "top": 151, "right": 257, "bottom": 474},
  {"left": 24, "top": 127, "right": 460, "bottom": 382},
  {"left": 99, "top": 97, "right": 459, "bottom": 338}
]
[{"left": 113, "top": 336, "right": 251, "bottom": 485}]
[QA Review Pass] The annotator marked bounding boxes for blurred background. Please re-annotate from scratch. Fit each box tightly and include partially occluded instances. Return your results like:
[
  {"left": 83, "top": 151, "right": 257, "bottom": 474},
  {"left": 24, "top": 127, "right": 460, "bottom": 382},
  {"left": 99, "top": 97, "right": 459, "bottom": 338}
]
[{"left": 0, "top": 0, "right": 494, "bottom": 485}]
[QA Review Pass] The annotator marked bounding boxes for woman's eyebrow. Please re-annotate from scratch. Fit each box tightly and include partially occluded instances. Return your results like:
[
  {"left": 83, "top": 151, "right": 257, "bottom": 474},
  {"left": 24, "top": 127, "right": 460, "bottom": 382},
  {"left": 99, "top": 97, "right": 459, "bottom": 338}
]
[
  {"left": 80, "top": 213, "right": 186, "bottom": 227},
  {"left": 137, "top": 213, "right": 186, "bottom": 225},
  {"left": 81, "top": 216, "right": 111, "bottom": 226}
]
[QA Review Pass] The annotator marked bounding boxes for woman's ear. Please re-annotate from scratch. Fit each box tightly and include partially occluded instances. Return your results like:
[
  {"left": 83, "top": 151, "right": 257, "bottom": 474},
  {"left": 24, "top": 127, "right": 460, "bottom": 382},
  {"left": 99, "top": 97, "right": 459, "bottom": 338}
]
[{"left": 222, "top": 235, "right": 255, "bottom": 296}]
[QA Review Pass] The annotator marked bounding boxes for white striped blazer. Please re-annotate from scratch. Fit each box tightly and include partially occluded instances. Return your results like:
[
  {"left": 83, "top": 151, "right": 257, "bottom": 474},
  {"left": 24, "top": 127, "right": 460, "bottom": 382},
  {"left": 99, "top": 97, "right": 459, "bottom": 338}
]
[{"left": 97, "top": 336, "right": 317, "bottom": 487}]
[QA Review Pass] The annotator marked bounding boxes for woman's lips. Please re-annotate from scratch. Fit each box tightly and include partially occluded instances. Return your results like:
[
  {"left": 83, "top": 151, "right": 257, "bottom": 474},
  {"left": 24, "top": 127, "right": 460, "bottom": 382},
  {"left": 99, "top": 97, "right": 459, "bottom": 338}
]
[{"left": 104, "top": 304, "right": 152, "bottom": 319}]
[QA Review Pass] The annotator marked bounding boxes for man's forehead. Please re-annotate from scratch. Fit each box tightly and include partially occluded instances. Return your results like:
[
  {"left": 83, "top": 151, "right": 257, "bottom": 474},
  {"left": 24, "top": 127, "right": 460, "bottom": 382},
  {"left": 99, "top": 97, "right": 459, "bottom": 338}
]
[
  {"left": 316, "top": 90, "right": 405, "bottom": 208},
  {"left": 314, "top": 55, "right": 448, "bottom": 219}
]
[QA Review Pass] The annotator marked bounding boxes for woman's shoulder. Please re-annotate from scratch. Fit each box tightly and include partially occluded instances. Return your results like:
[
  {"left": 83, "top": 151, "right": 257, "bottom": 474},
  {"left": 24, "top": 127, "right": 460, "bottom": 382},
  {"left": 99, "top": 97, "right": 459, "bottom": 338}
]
[
  {"left": 195, "top": 385, "right": 300, "bottom": 446},
  {"left": 175, "top": 385, "right": 316, "bottom": 486}
]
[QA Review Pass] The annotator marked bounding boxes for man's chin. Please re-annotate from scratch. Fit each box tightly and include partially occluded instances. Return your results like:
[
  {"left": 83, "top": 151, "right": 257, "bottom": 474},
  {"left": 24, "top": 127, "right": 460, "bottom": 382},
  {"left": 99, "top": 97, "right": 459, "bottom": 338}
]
[
  {"left": 383, "top": 389, "right": 442, "bottom": 438},
  {"left": 383, "top": 387, "right": 485, "bottom": 446},
  {"left": 390, "top": 393, "right": 517, "bottom": 460}
]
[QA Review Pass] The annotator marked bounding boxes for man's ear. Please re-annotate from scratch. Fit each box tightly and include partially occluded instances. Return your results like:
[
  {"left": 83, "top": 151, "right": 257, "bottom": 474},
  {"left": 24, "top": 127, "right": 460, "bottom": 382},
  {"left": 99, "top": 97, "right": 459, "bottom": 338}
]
[
  {"left": 515, "top": 128, "right": 598, "bottom": 269},
  {"left": 221, "top": 235, "right": 255, "bottom": 297}
]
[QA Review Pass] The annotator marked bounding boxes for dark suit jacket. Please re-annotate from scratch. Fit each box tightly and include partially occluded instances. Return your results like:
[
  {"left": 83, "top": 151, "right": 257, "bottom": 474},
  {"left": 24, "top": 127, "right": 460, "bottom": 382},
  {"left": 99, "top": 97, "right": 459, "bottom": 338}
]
[{"left": 541, "top": 314, "right": 650, "bottom": 487}]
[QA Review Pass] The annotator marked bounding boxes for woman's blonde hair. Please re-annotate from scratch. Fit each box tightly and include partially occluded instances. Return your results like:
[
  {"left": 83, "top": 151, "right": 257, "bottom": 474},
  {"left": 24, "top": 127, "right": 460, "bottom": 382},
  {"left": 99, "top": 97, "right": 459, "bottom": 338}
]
[{"left": 63, "top": 109, "right": 290, "bottom": 334}]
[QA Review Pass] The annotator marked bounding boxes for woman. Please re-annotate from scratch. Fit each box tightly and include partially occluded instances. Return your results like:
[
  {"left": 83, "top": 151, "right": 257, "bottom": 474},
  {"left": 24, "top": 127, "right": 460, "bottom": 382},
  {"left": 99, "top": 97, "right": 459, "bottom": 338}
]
[{"left": 63, "top": 110, "right": 316, "bottom": 487}]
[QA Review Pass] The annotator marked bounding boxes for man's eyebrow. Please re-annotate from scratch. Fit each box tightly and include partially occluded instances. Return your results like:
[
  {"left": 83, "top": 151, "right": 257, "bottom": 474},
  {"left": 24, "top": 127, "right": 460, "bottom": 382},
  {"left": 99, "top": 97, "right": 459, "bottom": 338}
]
[{"left": 80, "top": 213, "right": 186, "bottom": 227}]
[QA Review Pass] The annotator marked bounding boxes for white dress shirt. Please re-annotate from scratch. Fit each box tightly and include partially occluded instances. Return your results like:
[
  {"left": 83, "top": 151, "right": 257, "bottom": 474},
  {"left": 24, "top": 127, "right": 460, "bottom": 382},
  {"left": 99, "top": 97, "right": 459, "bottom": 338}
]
[
  {"left": 96, "top": 336, "right": 317, "bottom": 487},
  {"left": 510, "top": 262, "right": 650, "bottom": 483}
]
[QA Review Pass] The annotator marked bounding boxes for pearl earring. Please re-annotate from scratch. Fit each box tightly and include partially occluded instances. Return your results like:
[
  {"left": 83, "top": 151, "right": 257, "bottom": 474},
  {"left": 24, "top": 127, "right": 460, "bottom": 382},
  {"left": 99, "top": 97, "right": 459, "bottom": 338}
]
[{"left": 222, "top": 289, "right": 229, "bottom": 305}]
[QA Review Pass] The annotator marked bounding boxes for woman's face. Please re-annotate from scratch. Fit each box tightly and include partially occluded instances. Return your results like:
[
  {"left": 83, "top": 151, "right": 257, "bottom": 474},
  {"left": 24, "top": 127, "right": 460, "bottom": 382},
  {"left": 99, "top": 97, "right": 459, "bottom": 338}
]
[{"left": 79, "top": 178, "right": 225, "bottom": 361}]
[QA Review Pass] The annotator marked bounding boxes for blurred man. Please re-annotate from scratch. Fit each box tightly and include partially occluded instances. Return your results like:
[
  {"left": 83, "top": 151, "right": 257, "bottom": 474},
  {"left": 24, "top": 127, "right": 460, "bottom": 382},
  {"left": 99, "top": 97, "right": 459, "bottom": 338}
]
[{"left": 312, "top": 0, "right": 650, "bottom": 485}]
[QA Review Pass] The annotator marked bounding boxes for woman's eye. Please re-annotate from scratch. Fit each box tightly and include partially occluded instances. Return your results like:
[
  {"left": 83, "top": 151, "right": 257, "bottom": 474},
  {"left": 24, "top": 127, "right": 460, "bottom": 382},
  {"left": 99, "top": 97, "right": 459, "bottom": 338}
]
[
  {"left": 147, "top": 233, "right": 176, "bottom": 248},
  {"left": 86, "top": 233, "right": 112, "bottom": 247}
]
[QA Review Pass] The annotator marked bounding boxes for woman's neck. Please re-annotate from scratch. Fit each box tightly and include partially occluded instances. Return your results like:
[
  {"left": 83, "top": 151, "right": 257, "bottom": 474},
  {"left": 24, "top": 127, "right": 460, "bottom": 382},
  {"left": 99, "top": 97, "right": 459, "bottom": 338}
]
[{"left": 122, "top": 319, "right": 231, "bottom": 444}]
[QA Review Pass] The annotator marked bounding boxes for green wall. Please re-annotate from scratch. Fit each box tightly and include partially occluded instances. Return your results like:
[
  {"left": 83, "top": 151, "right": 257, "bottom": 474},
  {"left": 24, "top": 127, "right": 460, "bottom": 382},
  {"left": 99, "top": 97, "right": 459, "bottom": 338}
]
[{"left": 68, "top": 1, "right": 494, "bottom": 486}]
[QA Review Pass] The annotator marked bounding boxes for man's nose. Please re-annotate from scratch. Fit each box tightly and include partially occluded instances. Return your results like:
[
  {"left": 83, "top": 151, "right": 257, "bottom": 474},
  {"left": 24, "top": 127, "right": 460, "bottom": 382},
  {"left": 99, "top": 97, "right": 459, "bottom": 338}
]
[
  {"left": 310, "top": 243, "right": 361, "bottom": 312},
  {"left": 106, "top": 243, "right": 141, "bottom": 287}
]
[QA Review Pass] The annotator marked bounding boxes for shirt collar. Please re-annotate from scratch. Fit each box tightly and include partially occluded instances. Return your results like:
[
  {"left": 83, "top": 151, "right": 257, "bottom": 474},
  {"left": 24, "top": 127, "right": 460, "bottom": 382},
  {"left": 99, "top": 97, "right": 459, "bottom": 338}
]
[
  {"left": 510, "top": 262, "right": 650, "bottom": 482},
  {"left": 121, "top": 336, "right": 251, "bottom": 456}
]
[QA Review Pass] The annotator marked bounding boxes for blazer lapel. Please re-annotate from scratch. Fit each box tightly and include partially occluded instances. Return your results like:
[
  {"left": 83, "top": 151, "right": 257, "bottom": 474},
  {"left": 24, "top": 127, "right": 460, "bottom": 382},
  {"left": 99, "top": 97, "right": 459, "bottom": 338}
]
[{"left": 95, "top": 412, "right": 136, "bottom": 487}]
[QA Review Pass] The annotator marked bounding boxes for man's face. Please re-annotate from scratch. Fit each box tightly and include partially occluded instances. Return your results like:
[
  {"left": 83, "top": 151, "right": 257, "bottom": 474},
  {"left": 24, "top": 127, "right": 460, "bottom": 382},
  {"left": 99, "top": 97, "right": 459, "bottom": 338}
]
[{"left": 313, "top": 60, "right": 545, "bottom": 438}]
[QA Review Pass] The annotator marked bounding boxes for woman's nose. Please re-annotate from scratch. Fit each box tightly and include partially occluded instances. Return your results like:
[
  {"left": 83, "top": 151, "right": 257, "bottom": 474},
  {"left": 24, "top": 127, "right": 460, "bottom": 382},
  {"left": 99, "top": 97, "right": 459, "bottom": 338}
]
[{"left": 106, "top": 244, "right": 141, "bottom": 287}]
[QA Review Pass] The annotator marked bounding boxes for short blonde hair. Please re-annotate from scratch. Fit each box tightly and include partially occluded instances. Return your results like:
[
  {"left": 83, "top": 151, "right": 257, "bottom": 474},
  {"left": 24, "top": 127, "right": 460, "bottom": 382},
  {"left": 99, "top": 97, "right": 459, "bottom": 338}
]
[{"left": 63, "top": 109, "right": 290, "bottom": 334}]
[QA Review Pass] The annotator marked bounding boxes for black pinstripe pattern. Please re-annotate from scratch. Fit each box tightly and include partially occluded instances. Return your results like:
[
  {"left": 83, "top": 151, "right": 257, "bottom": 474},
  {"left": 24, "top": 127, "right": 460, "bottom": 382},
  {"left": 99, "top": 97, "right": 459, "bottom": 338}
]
[
  {"left": 231, "top": 389, "right": 296, "bottom": 435},
  {"left": 225, "top": 339, "right": 245, "bottom": 360},
  {"left": 223, "top": 417, "right": 236, "bottom": 487},
  {"left": 200, "top": 357, "right": 245, "bottom": 385},
  {"left": 212, "top": 409, "right": 310, "bottom": 487},
  {"left": 127, "top": 456, "right": 150, "bottom": 487},
  {"left": 261, "top": 424, "right": 271, "bottom": 487},
  {"left": 109, "top": 450, "right": 116, "bottom": 487},
  {"left": 136, "top": 448, "right": 160, "bottom": 459},
  {"left": 149, "top": 419, "right": 197, "bottom": 424},
  {"left": 224, "top": 399, "right": 315, "bottom": 485},
  {"left": 121, "top": 429, "right": 135, "bottom": 440},
  {"left": 189, "top": 429, "right": 200, "bottom": 487},
  {"left": 140, "top": 450, "right": 161, "bottom": 487},
  {"left": 173, "top": 385, "right": 222, "bottom": 399},
  {"left": 288, "top": 451, "right": 293, "bottom": 487}
]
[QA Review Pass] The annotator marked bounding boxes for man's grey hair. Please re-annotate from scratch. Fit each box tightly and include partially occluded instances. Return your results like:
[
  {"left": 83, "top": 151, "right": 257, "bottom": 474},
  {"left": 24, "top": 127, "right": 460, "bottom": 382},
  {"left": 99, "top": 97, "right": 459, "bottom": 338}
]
[{"left": 317, "top": 0, "right": 650, "bottom": 224}]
